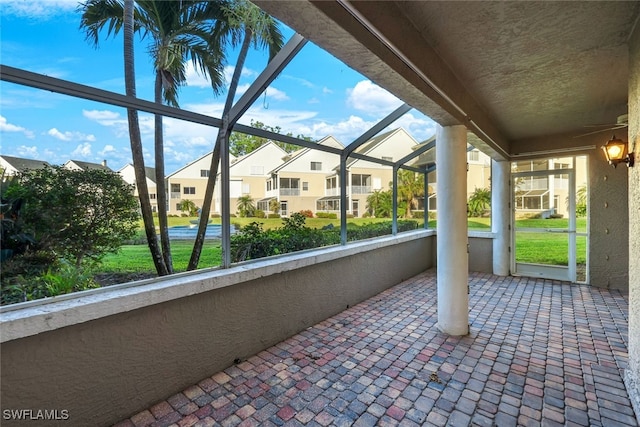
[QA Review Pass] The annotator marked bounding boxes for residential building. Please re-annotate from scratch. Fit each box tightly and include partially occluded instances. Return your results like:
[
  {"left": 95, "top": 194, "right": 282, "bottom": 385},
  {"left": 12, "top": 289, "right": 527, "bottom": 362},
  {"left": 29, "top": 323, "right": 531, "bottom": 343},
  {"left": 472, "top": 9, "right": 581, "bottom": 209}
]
[
  {"left": 118, "top": 164, "right": 158, "bottom": 213},
  {"left": 63, "top": 159, "right": 112, "bottom": 171},
  {"left": 264, "top": 136, "right": 343, "bottom": 216},
  {"left": 0, "top": 155, "right": 50, "bottom": 177}
]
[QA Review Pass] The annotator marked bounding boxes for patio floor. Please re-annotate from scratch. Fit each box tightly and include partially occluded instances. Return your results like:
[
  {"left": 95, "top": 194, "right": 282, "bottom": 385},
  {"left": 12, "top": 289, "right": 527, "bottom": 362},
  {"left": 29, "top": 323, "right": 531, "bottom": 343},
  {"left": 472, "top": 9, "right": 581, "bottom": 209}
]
[{"left": 114, "top": 270, "right": 637, "bottom": 427}]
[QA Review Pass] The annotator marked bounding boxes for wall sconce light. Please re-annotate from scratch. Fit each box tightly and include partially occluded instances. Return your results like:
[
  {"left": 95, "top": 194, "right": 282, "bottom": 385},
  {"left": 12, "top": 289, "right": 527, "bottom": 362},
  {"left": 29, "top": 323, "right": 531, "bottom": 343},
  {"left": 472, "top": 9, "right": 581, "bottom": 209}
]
[{"left": 602, "top": 135, "right": 634, "bottom": 168}]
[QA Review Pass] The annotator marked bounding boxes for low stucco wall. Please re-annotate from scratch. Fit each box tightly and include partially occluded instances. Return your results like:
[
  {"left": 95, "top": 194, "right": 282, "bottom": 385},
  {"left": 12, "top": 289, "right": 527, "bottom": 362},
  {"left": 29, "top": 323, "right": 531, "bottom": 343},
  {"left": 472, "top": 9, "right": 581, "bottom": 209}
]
[
  {"left": 0, "top": 231, "right": 434, "bottom": 426},
  {"left": 429, "top": 232, "right": 494, "bottom": 274}
]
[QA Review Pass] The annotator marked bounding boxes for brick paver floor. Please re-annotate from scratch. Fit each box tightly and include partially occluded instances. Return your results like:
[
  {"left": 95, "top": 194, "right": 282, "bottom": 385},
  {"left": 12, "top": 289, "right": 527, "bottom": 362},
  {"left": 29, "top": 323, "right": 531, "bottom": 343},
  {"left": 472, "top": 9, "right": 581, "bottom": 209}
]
[{"left": 115, "top": 270, "right": 637, "bottom": 427}]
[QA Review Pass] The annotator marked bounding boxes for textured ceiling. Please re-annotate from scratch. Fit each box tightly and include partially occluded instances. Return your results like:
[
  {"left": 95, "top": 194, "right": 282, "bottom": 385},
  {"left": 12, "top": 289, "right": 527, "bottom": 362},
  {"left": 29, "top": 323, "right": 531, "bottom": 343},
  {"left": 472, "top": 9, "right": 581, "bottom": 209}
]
[{"left": 255, "top": 0, "right": 639, "bottom": 159}]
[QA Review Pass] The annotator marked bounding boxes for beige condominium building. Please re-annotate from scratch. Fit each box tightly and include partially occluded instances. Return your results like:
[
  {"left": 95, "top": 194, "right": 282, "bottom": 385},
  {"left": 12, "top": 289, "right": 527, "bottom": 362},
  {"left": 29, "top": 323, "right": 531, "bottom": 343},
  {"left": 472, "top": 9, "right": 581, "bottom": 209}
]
[
  {"left": 164, "top": 127, "right": 499, "bottom": 218},
  {"left": 118, "top": 164, "right": 159, "bottom": 213}
]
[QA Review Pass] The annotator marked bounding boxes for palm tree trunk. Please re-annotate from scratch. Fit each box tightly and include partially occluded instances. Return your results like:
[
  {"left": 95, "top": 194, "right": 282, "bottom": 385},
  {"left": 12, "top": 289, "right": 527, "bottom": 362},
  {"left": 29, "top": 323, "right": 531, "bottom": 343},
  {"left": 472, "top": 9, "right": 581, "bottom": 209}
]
[
  {"left": 188, "top": 27, "right": 253, "bottom": 270},
  {"left": 124, "top": 0, "right": 168, "bottom": 276},
  {"left": 154, "top": 72, "right": 173, "bottom": 273}
]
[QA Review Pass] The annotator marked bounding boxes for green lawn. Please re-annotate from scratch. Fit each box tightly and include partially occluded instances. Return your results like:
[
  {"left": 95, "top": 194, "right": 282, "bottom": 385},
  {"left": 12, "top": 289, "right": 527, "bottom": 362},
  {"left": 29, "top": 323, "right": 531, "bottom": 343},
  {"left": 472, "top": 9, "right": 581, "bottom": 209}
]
[{"left": 105, "top": 216, "right": 586, "bottom": 274}]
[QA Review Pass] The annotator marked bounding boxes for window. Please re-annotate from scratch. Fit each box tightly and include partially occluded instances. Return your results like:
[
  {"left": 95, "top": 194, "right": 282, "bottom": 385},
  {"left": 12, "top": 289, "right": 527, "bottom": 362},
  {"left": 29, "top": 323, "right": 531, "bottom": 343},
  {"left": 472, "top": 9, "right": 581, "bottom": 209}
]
[
  {"left": 149, "top": 193, "right": 156, "bottom": 199},
  {"left": 200, "top": 169, "right": 210, "bottom": 177},
  {"left": 171, "top": 184, "right": 180, "bottom": 192},
  {"left": 468, "top": 150, "right": 479, "bottom": 162},
  {"left": 311, "top": 161, "right": 322, "bottom": 171},
  {"left": 242, "top": 183, "right": 250, "bottom": 194},
  {"left": 280, "top": 178, "right": 300, "bottom": 195},
  {"left": 303, "top": 182, "right": 309, "bottom": 191},
  {"left": 280, "top": 201, "right": 288, "bottom": 217},
  {"left": 183, "top": 187, "right": 196, "bottom": 195},
  {"left": 267, "top": 181, "right": 272, "bottom": 191},
  {"left": 176, "top": 203, "right": 182, "bottom": 211}
]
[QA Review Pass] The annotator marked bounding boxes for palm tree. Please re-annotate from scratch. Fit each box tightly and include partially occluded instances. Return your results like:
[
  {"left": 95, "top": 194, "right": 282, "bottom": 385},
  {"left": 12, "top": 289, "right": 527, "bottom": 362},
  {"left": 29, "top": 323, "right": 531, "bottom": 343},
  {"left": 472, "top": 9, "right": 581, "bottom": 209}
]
[
  {"left": 115, "top": 0, "right": 167, "bottom": 275},
  {"left": 188, "top": 0, "right": 283, "bottom": 270},
  {"left": 236, "top": 195, "right": 255, "bottom": 217},
  {"left": 79, "top": 0, "right": 228, "bottom": 274},
  {"left": 397, "top": 170, "right": 424, "bottom": 218}
]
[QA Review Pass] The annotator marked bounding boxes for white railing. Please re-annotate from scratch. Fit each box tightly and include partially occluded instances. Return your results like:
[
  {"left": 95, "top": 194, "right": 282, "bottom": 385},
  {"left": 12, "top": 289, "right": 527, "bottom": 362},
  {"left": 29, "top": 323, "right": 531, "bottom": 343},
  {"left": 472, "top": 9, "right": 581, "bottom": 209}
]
[
  {"left": 280, "top": 188, "right": 300, "bottom": 196},
  {"left": 351, "top": 185, "right": 372, "bottom": 194}
]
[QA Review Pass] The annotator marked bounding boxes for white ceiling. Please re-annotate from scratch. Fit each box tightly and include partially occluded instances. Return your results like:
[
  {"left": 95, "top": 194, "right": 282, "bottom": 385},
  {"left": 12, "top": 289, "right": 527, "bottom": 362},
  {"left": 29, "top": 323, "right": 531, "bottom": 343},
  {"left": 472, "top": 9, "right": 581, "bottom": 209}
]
[{"left": 255, "top": 0, "right": 640, "bottom": 160}]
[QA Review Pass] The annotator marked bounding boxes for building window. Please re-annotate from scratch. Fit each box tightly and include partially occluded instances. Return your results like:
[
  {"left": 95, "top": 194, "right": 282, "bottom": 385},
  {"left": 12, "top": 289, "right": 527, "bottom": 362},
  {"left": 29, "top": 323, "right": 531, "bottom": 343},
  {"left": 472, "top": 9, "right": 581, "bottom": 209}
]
[
  {"left": 279, "top": 178, "right": 300, "bottom": 196},
  {"left": 468, "top": 150, "right": 480, "bottom": 162},
  {"left": 183, "top": 187, "right": 196, "bottom": 195},
  {"left": 267, "top": 181, "right": 272, "bottom": 191},
  {"left": 176, "top": 203, "right": 182, "bottom": 211},
  {"left": 171, "top": 184, "right": 180, "bottom": 192},
  {"left": 303, "top": 182, "right": 309, "bottom": 191},
  {"left": 310, "top": 161, "right": 322, "bottom": 171},
  {"left": 200, "top": 169, "right": 210, "bottom": 177},
  {"left": 149, "top": 193, "right": 156, "bottom": 199}
]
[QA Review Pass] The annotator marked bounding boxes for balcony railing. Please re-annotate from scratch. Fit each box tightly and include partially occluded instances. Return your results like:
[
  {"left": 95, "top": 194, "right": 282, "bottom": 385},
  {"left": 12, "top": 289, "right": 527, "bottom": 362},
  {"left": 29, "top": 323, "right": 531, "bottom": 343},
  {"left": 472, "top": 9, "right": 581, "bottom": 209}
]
[
  {"left": 280, "top": 188, "right": 300, "bottom": 196},
  {"left": 351, "top": 185, "right": 372, "bottom": 194},
  {"left": 170, "top": 192, "right": 181, "bottom": 199},
  {"left": 325, "top": 188, "right": 339, "bottom": 196}
]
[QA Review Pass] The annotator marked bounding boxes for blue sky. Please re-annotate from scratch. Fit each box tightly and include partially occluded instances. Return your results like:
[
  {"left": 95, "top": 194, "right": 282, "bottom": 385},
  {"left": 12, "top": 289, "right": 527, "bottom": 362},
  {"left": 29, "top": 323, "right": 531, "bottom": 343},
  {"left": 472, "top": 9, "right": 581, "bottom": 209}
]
[{"left": 0, "top": 0, "right": 437, "bottom": 174}]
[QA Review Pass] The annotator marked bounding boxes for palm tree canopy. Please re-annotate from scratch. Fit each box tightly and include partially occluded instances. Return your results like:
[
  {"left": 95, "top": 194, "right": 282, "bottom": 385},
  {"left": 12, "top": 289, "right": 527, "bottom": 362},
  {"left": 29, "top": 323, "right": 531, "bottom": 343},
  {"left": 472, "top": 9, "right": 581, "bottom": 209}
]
[
  {"left": 219, "top": 0, "right": 284, "bottom": 61},
  {"left": 79, "top": 0, "right": 230, "bottom": 105}
]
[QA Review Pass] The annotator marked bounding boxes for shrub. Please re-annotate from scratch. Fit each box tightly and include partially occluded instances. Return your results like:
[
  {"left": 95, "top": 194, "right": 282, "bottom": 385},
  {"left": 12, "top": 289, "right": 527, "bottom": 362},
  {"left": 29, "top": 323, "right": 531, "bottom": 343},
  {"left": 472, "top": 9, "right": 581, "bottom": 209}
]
[
  {"left": 254, "top": 209, "right": 266, "bottom": 218},
  {"left": 267, "top": 213, "right": 281, "bottom": 219},
  {"left": 316, "top": 212, "right": 337, "bottom": 219},
  {"left": 298, "top": 210, "right": 313, "bottom": 218}
]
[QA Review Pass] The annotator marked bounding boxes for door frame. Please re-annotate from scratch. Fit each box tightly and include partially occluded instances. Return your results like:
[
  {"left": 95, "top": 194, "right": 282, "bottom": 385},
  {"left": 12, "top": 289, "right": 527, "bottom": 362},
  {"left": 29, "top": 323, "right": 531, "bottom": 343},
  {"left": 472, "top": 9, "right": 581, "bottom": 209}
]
[{"left": 511, "top": 168, "right": 577, "bottom": 282}]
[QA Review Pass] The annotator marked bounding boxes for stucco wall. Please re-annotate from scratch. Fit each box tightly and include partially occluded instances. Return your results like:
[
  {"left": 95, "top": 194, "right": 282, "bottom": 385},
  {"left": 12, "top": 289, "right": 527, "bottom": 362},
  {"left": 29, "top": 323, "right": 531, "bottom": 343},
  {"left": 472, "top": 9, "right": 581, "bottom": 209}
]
[
  {"left": 625, "top": 21, "right": 640, "bottom": 424},
  {"left": 1, "top": 233, "right": 434, "bottom": 426},
  {"left": 588, "top": 150, "right": 629, "bottom": 289},
  {"left": 468, "top": 234, "right": 494, "bottom": 273}
]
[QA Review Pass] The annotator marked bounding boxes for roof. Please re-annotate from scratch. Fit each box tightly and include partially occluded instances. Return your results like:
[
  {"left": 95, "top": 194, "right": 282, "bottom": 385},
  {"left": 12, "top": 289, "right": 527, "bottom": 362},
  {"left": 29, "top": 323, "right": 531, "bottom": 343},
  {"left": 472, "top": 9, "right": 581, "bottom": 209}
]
[
  {"left": 0, "top": 155, "right": 50, "bottom": 172},
  {"left": 270, "top": 136, "right": 344, "bottom": 174},
  {"left": 65, "top": 160, "right": 112, "bottom": 171}
]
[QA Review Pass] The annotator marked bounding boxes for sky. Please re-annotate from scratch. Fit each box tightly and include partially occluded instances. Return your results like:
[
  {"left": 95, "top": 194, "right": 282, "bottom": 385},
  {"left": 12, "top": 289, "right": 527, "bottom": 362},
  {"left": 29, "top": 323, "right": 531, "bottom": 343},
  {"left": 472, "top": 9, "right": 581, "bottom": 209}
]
[{"left": 0, "top": 0, "right": 437, "bottom": 174}]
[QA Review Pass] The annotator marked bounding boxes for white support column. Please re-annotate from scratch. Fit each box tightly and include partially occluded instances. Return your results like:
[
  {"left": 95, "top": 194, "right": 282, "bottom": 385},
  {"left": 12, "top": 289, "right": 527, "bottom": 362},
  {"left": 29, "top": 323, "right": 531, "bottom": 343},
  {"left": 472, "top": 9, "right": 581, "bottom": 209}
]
[
  {"left": 436, "top": 125, "right": 469, "bottom": 336},
  {"left": 492, "top": 159, "right": 510, "bottom": 276}
]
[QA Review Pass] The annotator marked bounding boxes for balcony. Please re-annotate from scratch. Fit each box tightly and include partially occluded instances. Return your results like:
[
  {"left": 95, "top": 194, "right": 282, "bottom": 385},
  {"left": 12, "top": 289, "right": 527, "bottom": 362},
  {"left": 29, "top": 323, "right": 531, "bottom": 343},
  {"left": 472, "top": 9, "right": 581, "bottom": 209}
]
[
  {"left": 170, "top": 192, "right": 181, "bottom": 199},
  {"left": 280, "top": 188, "right": 300, "bottom": 196},
  {"left": 351, "top": 185, "right": 372, "bottom": 194}
]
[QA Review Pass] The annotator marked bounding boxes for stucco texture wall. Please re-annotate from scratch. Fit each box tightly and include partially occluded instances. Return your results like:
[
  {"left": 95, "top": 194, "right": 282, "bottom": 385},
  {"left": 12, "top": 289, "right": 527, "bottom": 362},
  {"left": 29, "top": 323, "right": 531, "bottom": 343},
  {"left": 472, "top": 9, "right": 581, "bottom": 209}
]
[
  {"left": 588, "top": 150, "right": 629, "bottom": 289},
  {"left": 625, "top": 20, "right": 640, "bottom": 424}
]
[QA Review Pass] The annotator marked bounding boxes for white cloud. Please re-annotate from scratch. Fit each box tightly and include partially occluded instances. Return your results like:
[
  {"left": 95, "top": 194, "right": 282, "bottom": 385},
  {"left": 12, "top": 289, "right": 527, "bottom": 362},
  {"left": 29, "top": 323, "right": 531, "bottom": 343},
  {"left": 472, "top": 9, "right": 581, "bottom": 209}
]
[
  {"left": 265, "top": 86, "right": 289, "bottom": 101},
  {"left": 16, "top": 145, "right": 40, "bottom": 158},
  {"left": 0, "top": 116, "right": 35, "bottom": 138},
  {"left": 346, "top": 80, "right": 402, "bottom": 115},
  {"left": 72, "top": 142, "right": 92, "bottom": 158},
  {"left": 394, "top": 114, "right": 438, "bottom": 142},
  {"left": 47, "top": 127, "right": 96, "bottom": 142},
  {"left": 83, "top": 109, "right": 153, "bottom": 138},
  {"left": 99, "top": 145, "right": 116, "bottom": 156},
  {"left": 322, "top": 87, "right": 333, "bottom": 94},
  {"left": 0, "top": 0, "right": 78, "bottom": 18}
]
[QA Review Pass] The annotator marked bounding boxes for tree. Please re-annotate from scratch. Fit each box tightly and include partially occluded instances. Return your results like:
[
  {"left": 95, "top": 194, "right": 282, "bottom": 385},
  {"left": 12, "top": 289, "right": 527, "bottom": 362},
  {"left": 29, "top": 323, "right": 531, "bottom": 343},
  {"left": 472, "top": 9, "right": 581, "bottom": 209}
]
[
  {"left": 397, "top": 169, "right": 424, "bottom": 218},
  {"left": 229, "top": 120, "right": 312, "bottom": 156},
  {"left": 5, "top": 166, "right": 139, "bottom": 267},
  {"left": 178, "top": 199, "right": 198, "bottom": 216},
  {"left": 467, "top": 187, "right": 491, "bottom": 217},
  {"left": 189, "top": 0, "right": 283, "bottom": 270},
  {"left": 236, "top": 195, "right": 255, "bottom": 217},
  {"left": 80, "top": 0, "right": 228, "bottom": 274},
  {"left": 366, "top": 190, "right": 393, "bottom": 218},
  {"left": 269, "top": 198, "right": 280, "bottom": 214}
]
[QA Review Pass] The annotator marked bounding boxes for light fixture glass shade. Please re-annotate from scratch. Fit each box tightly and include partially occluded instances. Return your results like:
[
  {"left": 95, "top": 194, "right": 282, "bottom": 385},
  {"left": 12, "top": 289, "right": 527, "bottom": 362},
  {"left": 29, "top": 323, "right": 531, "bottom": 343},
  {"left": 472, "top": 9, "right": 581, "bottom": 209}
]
[{"left": 602, "top": 135, "right": 628, "bottom": 166}]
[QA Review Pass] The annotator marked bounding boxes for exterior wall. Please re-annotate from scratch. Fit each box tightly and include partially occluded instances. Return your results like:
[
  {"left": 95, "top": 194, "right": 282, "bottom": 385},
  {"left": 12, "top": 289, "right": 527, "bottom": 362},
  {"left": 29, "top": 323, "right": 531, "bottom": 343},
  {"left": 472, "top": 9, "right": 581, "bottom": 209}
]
[
  {"left": 118, "top": 164, "right": 158, "bottom": 213},
  {"left": 588, "top": 152, "right": 629, "bottom": 289},
  {"left": 468, "top": 233, "right": 494, "bottom": 273},
  {"left": 625, "top": 21, "right": 640, "bottom": 424},
  {"left": 0, "top": 231, "right": 434, "bottom": 426}
]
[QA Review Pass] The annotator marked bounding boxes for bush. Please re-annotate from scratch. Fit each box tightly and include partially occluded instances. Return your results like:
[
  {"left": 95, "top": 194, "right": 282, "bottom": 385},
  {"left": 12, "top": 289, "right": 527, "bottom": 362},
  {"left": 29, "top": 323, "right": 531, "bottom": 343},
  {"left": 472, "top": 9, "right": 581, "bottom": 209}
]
[
  {"left": 211, "top": 213, "right": 221, "bottom": 218},
  {"left": 316, "top": 212, "right": 337, "bottom": 219},
  {"left": 254, "top": 210, "right": 266, "bottom": 218},
  {"left": 298, "top": 210, "right": 313, "bottom": 218},
  {"left": 230, "top": 217, "right": 419, "bottom": 263},
  {"left": 267, "top": 213, "right": 281, "bottom": 219}
]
